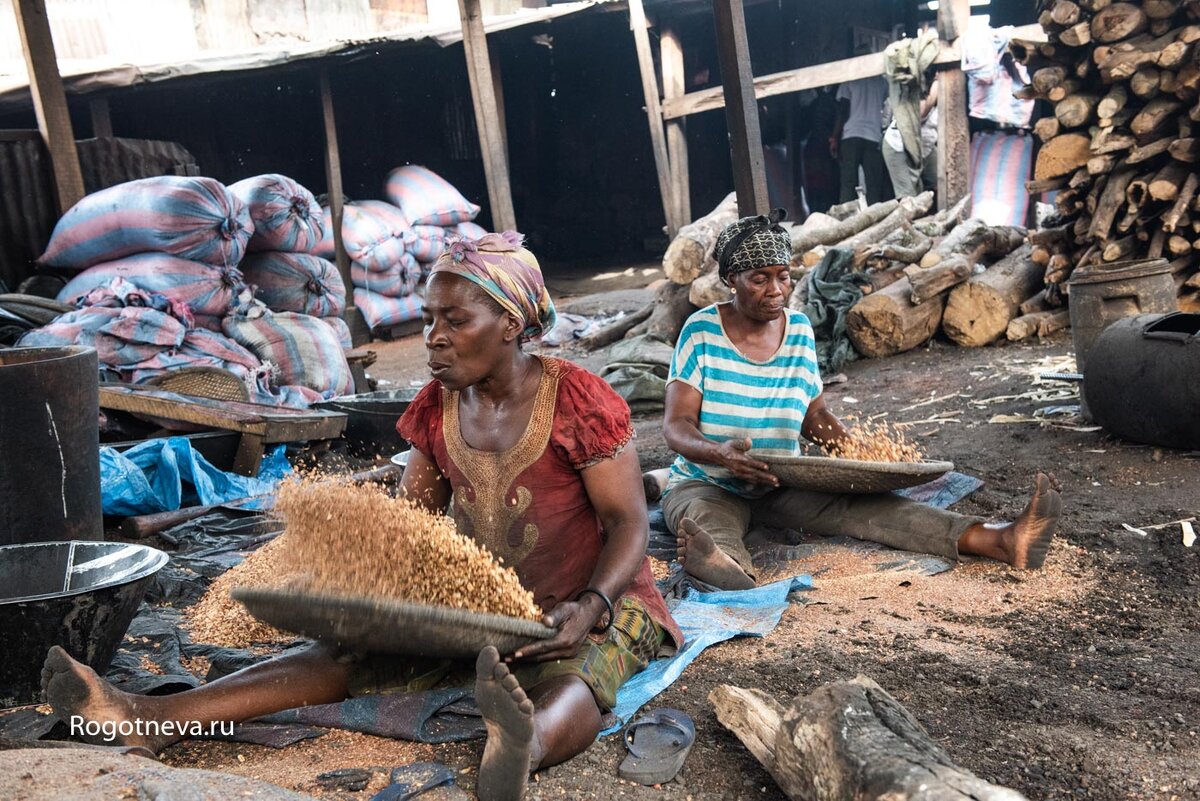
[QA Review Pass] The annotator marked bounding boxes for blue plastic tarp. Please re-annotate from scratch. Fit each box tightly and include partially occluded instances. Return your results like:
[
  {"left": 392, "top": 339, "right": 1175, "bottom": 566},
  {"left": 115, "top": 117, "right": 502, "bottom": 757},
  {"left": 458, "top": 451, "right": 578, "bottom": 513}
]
[{"left": 100, "top": 437, "right": 290, "bottom": 516}]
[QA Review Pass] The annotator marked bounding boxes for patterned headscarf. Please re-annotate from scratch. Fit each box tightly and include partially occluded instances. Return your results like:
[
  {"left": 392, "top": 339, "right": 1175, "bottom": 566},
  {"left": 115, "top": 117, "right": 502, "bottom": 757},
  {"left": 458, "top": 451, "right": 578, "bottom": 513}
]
[
  {"left": 714, "top": 208, "right": 792, "bottom": 285},
  {"left": 431, "top": 230, "right": 557, "bottom": 342}
]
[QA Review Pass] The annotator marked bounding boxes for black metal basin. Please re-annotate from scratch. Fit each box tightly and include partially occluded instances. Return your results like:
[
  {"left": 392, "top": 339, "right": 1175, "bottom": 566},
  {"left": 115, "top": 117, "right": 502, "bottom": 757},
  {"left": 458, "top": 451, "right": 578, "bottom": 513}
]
[
  {"left": 314, "top": 388, "right": 418, "bottom": 457},
  {"left": 0, "top": 541, "right": 168, "bottom": 707}
]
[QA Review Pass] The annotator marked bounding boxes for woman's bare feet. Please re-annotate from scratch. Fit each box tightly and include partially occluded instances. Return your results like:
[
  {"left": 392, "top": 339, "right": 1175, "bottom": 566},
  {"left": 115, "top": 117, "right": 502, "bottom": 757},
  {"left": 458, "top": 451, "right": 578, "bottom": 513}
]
[
  {"left": 959, "top": 473, "right": 1061, "bottom": 569},
  {"left": 40, "top": 646, "right": 175, "bottom": 754},
  {"left": 676, "top": 517, "right": 756, "bottom": 590},
  {"left": 475, "top": 646, "right": 538, "bottom": 801}
]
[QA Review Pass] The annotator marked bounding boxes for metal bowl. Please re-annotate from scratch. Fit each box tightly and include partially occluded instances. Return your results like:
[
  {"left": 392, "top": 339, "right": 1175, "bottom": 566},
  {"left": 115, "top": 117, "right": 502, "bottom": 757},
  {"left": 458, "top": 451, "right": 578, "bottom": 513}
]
[
  {"left": 0, "top": 541, "right": 168, "bottom": 707},
  {"left": 762, "top": 455, "right": 955, "bottom": 494},
  {"left": 314, "top": 388, "right": 419, "bottom": 457}
]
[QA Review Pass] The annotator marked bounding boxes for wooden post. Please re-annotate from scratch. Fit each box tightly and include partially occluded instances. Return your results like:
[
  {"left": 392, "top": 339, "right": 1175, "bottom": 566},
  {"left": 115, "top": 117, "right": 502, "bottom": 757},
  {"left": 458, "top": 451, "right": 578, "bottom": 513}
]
[
  {"left": 458, "top": 0, "right": 517, "bottom": 233},
  {"left": 712, "top": 0, "right": 768, "bottom": 215},
  {"left": 936, "top": 0, "right": 971, "bottom": 212},
  {"left": 89, "top": 97, "right": 113, "bottom": 139},
  {"left": 629, "top": 0, "right": 678, "bottom": 235},
  {"left": 662, "top": 20, "right": 692, "bottom": 229},
  {"left": 489, "top": 45, "right": 509, "bottom": 165},
  {"left": 13, "top": 0, "right": 85, "bottom": 214},
  {"left": 318, "top": 67, "right": 367, "bottom": 346}
]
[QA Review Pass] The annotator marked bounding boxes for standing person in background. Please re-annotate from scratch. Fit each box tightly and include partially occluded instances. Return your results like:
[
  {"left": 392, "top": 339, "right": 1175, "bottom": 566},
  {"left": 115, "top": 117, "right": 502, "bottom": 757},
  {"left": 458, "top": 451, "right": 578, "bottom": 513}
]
[
  {"left": 883, "top": 80, "right": 939, "bottom": 198},
  {"left": 830, "top": 44, "right": 889, "bottom": 204}
]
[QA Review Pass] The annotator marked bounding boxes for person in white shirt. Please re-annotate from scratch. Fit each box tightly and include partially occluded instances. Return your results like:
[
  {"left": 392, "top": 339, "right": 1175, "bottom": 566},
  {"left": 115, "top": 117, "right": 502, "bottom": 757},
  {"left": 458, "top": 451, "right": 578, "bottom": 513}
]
[{"left": 830, "top": 46, "right": 889, "bottom": 204}]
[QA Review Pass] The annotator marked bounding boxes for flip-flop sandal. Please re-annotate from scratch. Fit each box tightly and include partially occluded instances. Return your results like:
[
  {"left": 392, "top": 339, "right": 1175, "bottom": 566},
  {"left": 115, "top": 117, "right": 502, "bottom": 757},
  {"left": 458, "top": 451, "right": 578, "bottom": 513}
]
[
  {"left": 618, "top": 708, "right": 696, "bottom": 786},
  {"left": 371, "top": 762, "right": 468, "bottom": 801}
]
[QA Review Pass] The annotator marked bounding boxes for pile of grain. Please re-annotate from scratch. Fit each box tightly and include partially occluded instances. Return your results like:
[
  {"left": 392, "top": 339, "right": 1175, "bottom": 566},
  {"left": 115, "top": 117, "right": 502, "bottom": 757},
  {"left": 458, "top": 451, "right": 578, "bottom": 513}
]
[
  {"left": 185, "top": 536, "right": 296, "bottom": 648},
  {"left": 274, "top": 480, "right": 541, "bottom": 622},
  {"left": 823, "top": 421, "right": 925, "bottom": 463}
]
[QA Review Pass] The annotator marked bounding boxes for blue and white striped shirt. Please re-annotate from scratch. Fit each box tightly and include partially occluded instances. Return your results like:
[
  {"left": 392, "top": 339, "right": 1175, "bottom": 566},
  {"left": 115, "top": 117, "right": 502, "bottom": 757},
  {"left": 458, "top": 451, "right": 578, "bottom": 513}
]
[{"left": 666, "top": 304, "right": 823, "bottom": 498}]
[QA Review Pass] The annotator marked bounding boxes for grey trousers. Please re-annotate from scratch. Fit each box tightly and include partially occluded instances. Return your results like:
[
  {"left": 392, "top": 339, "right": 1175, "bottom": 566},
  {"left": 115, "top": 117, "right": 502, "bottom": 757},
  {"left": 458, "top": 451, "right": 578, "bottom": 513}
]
[
  {"left": 883, "top": 144, "right": 938, "bottom": 198},
  {"left": 661, "top": 480, "right": 980, "bottom": 578}
]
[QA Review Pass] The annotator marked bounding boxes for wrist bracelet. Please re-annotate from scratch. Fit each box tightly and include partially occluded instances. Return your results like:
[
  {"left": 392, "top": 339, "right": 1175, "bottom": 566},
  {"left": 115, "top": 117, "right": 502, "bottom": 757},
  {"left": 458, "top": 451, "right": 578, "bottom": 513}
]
[{"left": 577, "top": 587, "right": 614, "bottom": 633}]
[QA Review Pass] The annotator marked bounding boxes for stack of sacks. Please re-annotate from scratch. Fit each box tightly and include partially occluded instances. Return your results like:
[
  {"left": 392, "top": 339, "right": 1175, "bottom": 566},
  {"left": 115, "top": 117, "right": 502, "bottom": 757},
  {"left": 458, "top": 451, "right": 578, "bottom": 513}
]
[
  {"left": 386, "top": 165, "right": 484, "bottom": 279},
  {"left": 231, "top": 174, "right": 349, "bottom": 350},
  {"left": 314, "top": 200, "right": 423, "bottom": 330},
  {"left": 46, "top": 176, "right": 255, "bottom": 330}
]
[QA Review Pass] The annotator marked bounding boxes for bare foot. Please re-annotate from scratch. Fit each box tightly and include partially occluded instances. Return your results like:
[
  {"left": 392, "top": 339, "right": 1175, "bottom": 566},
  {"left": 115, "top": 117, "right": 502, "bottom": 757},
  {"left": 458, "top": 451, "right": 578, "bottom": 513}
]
[
  {"left": 1003, "top": 473, "right": 1062, "bottom": 569},
  {"left": 41, "top": 646, "right": 174, "bottom": 754},
  {"left": 676, "top": 517, "right": 756, "bottom": 590},
  {"left": 476, "top": 646, "right": 537, "bottom": 801}
]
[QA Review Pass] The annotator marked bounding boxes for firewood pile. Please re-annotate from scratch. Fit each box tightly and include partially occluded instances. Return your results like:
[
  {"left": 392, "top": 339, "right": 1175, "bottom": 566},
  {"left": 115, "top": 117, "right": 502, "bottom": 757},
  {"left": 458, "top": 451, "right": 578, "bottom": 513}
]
[{"left": 1018, "top": 0, "right": 1200, "bottom": 314}]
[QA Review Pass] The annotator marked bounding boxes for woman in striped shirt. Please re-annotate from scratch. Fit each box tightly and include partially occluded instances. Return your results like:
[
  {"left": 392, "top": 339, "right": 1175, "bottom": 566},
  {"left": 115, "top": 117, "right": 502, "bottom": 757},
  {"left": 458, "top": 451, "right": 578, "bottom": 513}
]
[{"left": 661, "top": 211, "right": 1061, "bottom": 590}]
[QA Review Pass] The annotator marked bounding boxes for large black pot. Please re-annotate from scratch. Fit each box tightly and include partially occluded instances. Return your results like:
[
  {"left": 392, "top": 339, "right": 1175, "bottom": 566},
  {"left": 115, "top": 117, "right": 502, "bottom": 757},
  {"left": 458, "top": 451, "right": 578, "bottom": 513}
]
[
  {"left": 0, "top": 541, "right": 168, "bottom": 707},
  {"left": 314, "top": 389, "right": 418, "bottom": 457},
  {"left": 1083, "top": 313, "right": 1200, "bottom": 450}
]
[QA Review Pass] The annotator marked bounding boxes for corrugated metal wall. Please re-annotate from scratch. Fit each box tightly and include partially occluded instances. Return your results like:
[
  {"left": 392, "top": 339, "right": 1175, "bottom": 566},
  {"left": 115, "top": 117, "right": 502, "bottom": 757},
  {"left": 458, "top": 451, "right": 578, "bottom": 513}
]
[{"left": 0, "top": 134, "right": 198, "bottom": 292}]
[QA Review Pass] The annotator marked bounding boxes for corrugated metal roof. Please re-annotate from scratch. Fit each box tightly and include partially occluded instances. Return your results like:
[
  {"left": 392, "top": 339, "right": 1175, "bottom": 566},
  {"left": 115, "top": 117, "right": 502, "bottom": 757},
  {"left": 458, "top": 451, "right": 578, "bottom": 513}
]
[{"left": 0, "top": 2, "right": 604, "bottom": 109}]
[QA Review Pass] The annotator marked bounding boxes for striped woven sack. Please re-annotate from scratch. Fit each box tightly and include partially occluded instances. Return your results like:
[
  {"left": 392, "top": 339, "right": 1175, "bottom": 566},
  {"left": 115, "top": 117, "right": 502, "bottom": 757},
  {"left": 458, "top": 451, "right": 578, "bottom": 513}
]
[
  {"left": 229, "top": 174, "right": 324, "bottom": 253},
  {"left": 969, "top": 131, "right": 1033, "bottom": 227},
  {"left": 351, "top": 254, "right": 420, "bottom": 298},
  {"left": 353, "top": 288, "right": 424, "bottom": 330},
  {"left": 20, "top": 305, "right": 187, "bottom": 372},
  {"left": 57, "top": 253, "right": 247, "bottom": 318},
  {"left": 223, "top": 304, "right": 353, "bottom": 398},
  {"left": 455, "top": 221, "right": 488, "bottom": 239},
  {"left": 385, "top": 165, "right": 480, "bottom": 226},
  {"left": 322, "top": 315, "right": 353, "bottom": 350},
  {"left": 410, "top": 225, "right": 449, "bottom": 262},
  {"left": 241, "top": 252, "right": 346, "bottom": 318},
  {"left": 39, "top": 176, "right": 254, "bottom": 269}
]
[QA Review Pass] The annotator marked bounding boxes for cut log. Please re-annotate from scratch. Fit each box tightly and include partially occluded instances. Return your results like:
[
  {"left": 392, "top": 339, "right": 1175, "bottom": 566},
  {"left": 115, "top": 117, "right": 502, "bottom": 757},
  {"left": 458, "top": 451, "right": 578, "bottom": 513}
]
[
  {"left": 905, "top": 252, "right": 978, "bottom": 305},
  {"left": 1088, "top": 153, "right": 1120, "bottom": 174},
  {"left": 1027, "top": 175, "right": 1071, "bottom": 194},
  {"left": 1145, "top": 0, "right": 1182, "bottom": 18},
  {"left": 627, "top": 279, "right": 695, "bottom": 342},
  {"left": 1048, "top": 79, "right": 1083, "bottom": 103},
  {"left": 1046, "top": 252, "right": 1074, "bottom": 283},
  {"left": 1091, "top": 3, "right": 1149, "bottom": 43},
  {"left": 910, "top": 194, "right": 972, "bottom": 237},
  {"left": 790, "top": 199, "right": 901, "bottom": 257},
  {"left": 1034, "top": 116, "right": 1062, "bottom": 142},
  {"left": 1056, "top": 93, "right": 1100, "bottom": 128},
  {"left": 1125, "top": 135, "right": 1174, "bottom": 163},
  {"left": 1169, "top": 233, "right": 1194, "bottom": 254},
  {"left": 1126, "top": 170, "right": 1154, "bottom": 208},
  {"left": 688, "top": 269, "right": 731, "bottom": 308},
  {"left": 864, "top": 264, "right": 907, "bottom": 294},
  {"left": 824, "top": 193, "right": 934, "bottom": 267},
  {"left": 1060, "top": 19, "right": 1094, "bottom": 46},
  {"left": 709, "top": 679, "right": 1028, "bottom": 801},
  {"left": 1007, "top": 310, "right": 1072, "bottom": 341},
  {"left": 846, "top": 277, "right": 946, "bottom": 358},
  {"left": 920, "top": 220, "right": 1027, "bottom": 268},
  {"left": 1091, "top": 126, "right": 1136, "bottom": 154},
  {"left": 662, "top": 192, "right": 738, "bottom": 284},
  {"left": 1070, "top": 166, "right": 1095, "bottom": 188},
  {"left": 1169, "top": 137, "right": 1200, "bottom": 160},
  {"left": 1102, "top": 234, "right": 1139, "bottom": 261},
  {"left": 864, "top": 225, "right": 933, "bottom": 264},
  {"left": 1163, "top": 172, "right": 1200, "bottom": 231},
  {"left": 825, "top": 199, "right": 863, "bottom": 220},
  {"left": 1051, "top": 0, "right": 1084, "bottom": 26},
  {"left": 1150, "top": 160, "right": 1191, "bottom": 201},
  {"left": 1132, "top": 98, "right": 1185, "bottom": 137},
  {"left": 1090, "top": 167, "right": 1138, "bottom": 239},
  {"left": 1150, "top": 226, "right": 1168, "bottom": 258},
  {"left": 1098, "top": 83, "right": 1129, "bottom": 120},
  {"left": 1036, "top": 133, "right": 1093, "bottom": 179},
  {"left": 943, "top": 244, "right": 1041, "bottom": 346},
  {"left": 1020, "top": 289, "right": 1053, "bottom": 315},
  {"left": 1131, "top": 65, "right": 1163, "bottom": 98},
  {"left": 1033, "top": 65, "right": 1070, "bottom": 95},
  {"left": 578, "top": 303, "right": 654, "bottom": 351}
]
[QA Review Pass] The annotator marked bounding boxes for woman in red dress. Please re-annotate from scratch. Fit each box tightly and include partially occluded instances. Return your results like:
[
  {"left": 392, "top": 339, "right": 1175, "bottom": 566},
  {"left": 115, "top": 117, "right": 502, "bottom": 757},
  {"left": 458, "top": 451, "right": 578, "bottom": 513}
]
[{"left": 41, "top": 232, "right": 681, "bottom": 801}]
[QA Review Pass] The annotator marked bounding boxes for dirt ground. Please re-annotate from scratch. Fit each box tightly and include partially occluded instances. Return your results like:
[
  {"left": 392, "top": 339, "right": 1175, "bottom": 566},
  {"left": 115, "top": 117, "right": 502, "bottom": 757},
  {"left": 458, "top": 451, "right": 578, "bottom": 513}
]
[{"left": 160, "top": 285, "right": 1198, "bottom": 800}]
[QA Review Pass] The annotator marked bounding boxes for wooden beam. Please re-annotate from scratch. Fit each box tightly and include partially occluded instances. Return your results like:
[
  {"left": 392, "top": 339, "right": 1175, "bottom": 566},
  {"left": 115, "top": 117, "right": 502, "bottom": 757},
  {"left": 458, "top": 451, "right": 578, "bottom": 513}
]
[
  {"left": 662, "top": 24, "right": 1045, "bottom": 121},
  {"left": 712, "top": 0, "right": 768, "bottom": 215},
  {"left": 458, "top": 0, "right": 517, "bottom": 233},
  {"left": 88, "top": 97, "right": 112, "bottom": 138},
  {"left": 937, "top": 0, "right": 971, "bottom": 212},
  {"left": 317, "top": 67, "right": 365, "bottom": 345},
  {"left": 13, "top": 0, "right": 84, "bottom": 214},
  {"left": 661, "top": 20, "right": 691, "bottom": 228},
  {"left": 489, "top": 45, "right": 508, "bottom": 165},
  {"left": 629, "top": 0, "right": 678, "bottom": 235}
]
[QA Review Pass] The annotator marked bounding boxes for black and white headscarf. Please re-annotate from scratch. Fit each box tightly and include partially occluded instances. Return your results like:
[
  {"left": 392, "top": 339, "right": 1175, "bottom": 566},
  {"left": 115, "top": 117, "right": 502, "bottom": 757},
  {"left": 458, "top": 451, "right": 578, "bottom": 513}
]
[{"left": 714, "top": 208, "right": 791, "bottom": 285}]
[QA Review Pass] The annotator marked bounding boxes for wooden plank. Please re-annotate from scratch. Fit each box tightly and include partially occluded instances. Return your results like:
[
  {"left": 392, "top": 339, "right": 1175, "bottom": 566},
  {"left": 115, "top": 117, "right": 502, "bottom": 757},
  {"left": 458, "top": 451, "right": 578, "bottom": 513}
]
[
  {"left": 661, "top": 20, "right": 692, "bottom": 229},
  {"left": 88, "top": 97, "right": 112, "bottom": 138},
  {"left": 99, "top": 385, "right": 347, "bottom": 443},
  {"left": 662, "top": 24, "right": 1045, "bottom": 121},
  {"left": 489, "top": 45, "right": 509, "bottom": 164},
  {"left": 712, "top": 0, "right": 768, "bottom": 215},
  {"left": 458, "top": 0, "right": 517, "bottom": 233},
  {"left": 937, "top": 0, "right": 972, "bottom": 212},
  {"left": 13, "top": 0, "right": 84, "bottom": 214},
  {"left": 630, "top": 0, "right": 678, "bottom": 235}
]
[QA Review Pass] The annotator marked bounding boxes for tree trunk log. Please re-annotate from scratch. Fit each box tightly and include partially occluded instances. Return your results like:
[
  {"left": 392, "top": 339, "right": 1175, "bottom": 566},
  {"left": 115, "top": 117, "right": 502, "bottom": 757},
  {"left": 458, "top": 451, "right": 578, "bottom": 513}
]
[
  {"left": 1056, "top": 93, "right": 1101, "bottom": 128},
  {"left": 663, "top": 192, "right": 738, "bottom": 284},
  {"left": 627, "top": 279, "right": 695, "bottom": 342},
  {"left": 1131, "top": 65, "right": 1163, "bottom": 98},
  {"left": 1149, "top": 159, "right": 1191, "bottom": 201},
  {"left": 1061, "top": 19, "right": 1094, "bottom": 46},
  {"left": 1132, "top": 98, "right": 1184, "bottom": 137},
  {"left": 905, "top": 253, "right": 978, "bottom": 305},
  {"left": 1035, "top": 132, "right": 1092, "bottom": 178},
  {"left": 1163, "top": 172, "right": 1200, "bottom": 231},
  {"left": 790, "top": 199, "right": 901, "bottom": 257},
  {"left": 1090, "top": 167, "right": 1138, "bottom": 239},
  {"left": 910, "top": 194, "right": 972, "bottom": 237},
  {"left": 1020, "top": 289, "right": 1054, "bottom": 315},
  {"left": 578, "top": 304, "right": 654, "bottom": 351},
  {"left": 1098, "top": 83, "right": 1129, "bottom": 120},
  {"left": 688, "top": 269, "right": 731, "bottom": 308},
  {"left": 1091, "top": 3, "right": 1149, "bottom": 43},
  {"left": 1125, "top": 135, "right": 1174, "bottom": 163},
  {"left": 921, "top": 221, "right": 1027, "bottom": 268},
  {"left": 943, "top": 244, "right": 1041, "bottom": 346},
  {"left": 1033, "top": 116, "right": 1062, "bottom": 142},
  {"left": 847, "top": 277, "right": 946, "bottom": 358},
  {"left": 710, "top": 679, "right": 1028, "bottom": 801},
  {"left": 1007, "top": 310, "right": 1072, "bottom": 341}
]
